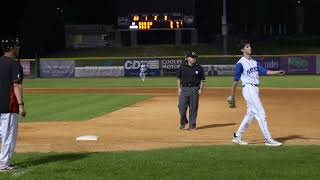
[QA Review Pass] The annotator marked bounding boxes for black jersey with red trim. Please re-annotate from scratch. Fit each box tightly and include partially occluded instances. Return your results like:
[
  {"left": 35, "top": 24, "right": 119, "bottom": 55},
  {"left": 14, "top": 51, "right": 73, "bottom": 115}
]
[{"left": 0, "top": 56, "right": 24, "bottom": 113}]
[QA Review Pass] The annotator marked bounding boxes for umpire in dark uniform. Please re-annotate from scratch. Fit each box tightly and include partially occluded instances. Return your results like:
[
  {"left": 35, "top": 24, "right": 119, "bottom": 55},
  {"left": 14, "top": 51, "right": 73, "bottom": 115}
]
[{"left": 177, "top": 51, "right": 205, "bottom": 130}]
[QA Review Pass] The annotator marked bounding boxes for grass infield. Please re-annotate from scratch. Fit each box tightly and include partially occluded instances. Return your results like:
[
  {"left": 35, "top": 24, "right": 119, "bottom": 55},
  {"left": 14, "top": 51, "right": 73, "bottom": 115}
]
[
  {"left": 1, "top": 146, "right": 319, "bottom": 179},
  {"left": 22, "top": 93, "right": 150, "bottom": 123},
  {"left": 24, "top": 75, "right": 320, "bottom": 88}
]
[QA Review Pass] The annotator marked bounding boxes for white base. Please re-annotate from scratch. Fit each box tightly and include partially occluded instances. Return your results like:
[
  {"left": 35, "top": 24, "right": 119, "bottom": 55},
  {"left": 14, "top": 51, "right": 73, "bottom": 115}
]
[{"left": 76, "top": 135, "right": 99, "bottom": 141}]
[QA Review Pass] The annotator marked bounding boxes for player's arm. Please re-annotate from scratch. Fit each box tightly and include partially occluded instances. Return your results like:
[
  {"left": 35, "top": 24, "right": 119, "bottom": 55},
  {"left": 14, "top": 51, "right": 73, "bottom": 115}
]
[
  {"left": 198, "top": 66, "right": 205, "bottom": 95},
  {"left": 199, "top": 81, "right": 205, "bottom": 94},
  {"left": 12, "top": 62, "right": 26, "bottom": 116},
  {"left": 230, "top": 63, "right": 243, "bottom": 98},
  {"left": 257, "top": 63, "right": 285, "bottom": 76},
  {"left": 230, "top": 81, "right": 239, "bottom": 98},
  {"left": 267, "top": 70, "right": 285, "bottom": 75},
  {"left": 13, "top": 82, "right": 24, "bottom": 105}
]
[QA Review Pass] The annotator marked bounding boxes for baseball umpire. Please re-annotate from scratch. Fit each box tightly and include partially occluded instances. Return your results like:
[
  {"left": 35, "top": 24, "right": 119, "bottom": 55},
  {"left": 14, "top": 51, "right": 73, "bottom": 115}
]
[
  {"left": 0, "top": 36, "right": 26, "bottom": 171},
  {"left": 177, "top": 51, "right": 205, "bottom": 130}
]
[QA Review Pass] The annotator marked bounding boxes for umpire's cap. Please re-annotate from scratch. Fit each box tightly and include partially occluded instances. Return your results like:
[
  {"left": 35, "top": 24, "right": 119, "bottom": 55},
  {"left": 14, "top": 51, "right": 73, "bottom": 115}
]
[
  {"left": 185, "top": 51, "right": 198, "bottom": 58},
  {"left": 1, "top": 36, "right": 20, "bottom": 52}
]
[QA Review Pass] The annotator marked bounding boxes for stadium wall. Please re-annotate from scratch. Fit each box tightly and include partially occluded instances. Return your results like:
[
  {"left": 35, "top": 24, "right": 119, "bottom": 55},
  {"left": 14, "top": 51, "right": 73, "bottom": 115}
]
[
  {"left": 22, "top": 55, "right": 320, "bottom": 78},
  {"left": 317, "top": 56, "right": 320, "bottom": 74}
]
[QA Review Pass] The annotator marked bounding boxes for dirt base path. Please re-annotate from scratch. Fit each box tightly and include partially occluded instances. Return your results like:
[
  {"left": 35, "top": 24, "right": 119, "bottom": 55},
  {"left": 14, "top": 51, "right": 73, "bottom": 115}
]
[{"left": 18, "top": 88, "right": 320, "bottom": 152}]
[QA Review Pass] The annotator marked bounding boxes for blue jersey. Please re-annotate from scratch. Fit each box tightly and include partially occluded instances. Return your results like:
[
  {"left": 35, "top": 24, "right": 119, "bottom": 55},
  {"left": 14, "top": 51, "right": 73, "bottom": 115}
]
[{"left": 234, "top": 57, "right": 267, "bottom": 86}]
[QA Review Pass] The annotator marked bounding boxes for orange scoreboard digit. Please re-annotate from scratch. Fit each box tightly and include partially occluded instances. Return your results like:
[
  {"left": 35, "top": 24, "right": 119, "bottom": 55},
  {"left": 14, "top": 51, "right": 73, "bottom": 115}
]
[{"left": 129, "top": 13, "right": 185, "bottom": 30}]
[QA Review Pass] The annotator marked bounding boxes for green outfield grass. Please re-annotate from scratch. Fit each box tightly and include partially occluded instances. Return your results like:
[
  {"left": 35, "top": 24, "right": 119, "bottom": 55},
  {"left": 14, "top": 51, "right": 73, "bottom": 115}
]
[
  {"left": 24, "top": 75, "right": 320, "bottom": 88},
  {"left": 1, "top": 146, "right": 319, "bottom": 180},
  {"left": 22, "top": 94, "right": 149, "bottom": 122}
]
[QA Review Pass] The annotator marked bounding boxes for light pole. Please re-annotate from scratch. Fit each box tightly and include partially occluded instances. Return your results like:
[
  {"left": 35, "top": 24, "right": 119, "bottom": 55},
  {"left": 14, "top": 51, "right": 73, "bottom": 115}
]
[
  {"left": 296, "top": 0, "right": 304, "bottom": 34},
  {"left": 222, "top": 0, "right": 228, "bottom": 55}
]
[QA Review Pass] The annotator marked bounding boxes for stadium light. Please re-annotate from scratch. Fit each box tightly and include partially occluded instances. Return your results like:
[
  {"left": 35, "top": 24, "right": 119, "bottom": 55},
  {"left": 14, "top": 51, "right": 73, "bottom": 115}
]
[{"left": 222, "top": 0, "right": 228, "bottom": 55}]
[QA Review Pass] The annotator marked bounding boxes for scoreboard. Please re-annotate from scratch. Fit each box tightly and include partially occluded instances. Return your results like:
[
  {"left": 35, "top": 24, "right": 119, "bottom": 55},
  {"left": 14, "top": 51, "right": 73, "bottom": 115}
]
[
  {"left": 118, "top": 12, "right": 194, "bottom": 30},
  {"left": 116, "top": 0, "right": 195, "bottom": 30},
  {"left": 127, "top": 13, "right": 194, "bottom": 30}
]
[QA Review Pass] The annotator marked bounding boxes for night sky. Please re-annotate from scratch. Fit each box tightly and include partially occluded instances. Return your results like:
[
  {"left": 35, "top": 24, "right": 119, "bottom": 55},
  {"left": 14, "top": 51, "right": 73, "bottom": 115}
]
[
  {"left": 2, "top": 0, "right": 318, "bottom": 35},
  {"left": 0, "top": 0, "right": 115, "bottom": 36},
  {"left": 0, "top": 0, "right": 319, "bottom": 57}
]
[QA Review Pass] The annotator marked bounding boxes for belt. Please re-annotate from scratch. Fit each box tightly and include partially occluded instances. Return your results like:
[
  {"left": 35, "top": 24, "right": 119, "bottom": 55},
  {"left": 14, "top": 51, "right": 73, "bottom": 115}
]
[
  {"left": 242, "top": 83, "right": 259, "bottom": 87},
  {"left": 182, "top": 83, "right": 200, "bottom": 87}
]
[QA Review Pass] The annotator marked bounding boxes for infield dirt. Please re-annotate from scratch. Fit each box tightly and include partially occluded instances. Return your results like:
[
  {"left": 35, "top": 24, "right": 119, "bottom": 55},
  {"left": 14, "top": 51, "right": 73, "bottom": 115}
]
[{"left": 18, "top": 88, "right": 320, "bottom": 152}]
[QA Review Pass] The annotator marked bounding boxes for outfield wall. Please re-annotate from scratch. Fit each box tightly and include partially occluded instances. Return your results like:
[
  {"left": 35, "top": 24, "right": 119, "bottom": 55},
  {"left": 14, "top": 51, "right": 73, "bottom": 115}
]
[
  {"left": 75, "top": 66, "right": 124, "bottom": 77},
  {"left": 317, "top": 56, "right": 320, "bottom": 74},
  {"left": 22, "top": 55, "right": 320, "bottom": 78},
  {"left": 20, "top": 59, "right": 37, "bottom": 78}
]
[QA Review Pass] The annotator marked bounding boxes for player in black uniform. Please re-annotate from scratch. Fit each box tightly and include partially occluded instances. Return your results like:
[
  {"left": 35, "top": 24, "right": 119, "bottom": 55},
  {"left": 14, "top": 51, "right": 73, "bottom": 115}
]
[{"left": 0, "top": 37, "right": 26, "bottom": 171}]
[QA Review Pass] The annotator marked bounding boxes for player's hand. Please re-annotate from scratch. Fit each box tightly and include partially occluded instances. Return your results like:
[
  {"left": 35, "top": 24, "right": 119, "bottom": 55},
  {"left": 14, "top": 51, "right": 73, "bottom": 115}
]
[
  {"left": 178, "top": 88, "right": 182, "bottom": 96},
  {"left": 227, "top": 95, "right": 236, "bottom": 108},
  {"left": 279, "top": 70, "right": 285, "bottom": 76},
  {"left": 19, "top": 105, "right": 26, "bottom": 117},
  {"left": 198, "top": 88, "right": 203, "bottom": 95},
  {"left": 227, "top": 95, "right": 234, "bottom": 101}
]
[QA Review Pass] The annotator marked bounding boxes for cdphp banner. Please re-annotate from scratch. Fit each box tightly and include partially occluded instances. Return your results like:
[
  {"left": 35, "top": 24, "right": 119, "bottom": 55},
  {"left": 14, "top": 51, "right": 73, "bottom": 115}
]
[{"left": 124, "top": 60, "right": 160, "bottom": 76}]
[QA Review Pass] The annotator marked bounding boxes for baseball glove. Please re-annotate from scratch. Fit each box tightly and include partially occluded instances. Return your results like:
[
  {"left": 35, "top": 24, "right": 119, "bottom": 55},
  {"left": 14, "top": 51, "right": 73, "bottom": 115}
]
[{"left": 227, "top": 96, "right": 236, "bottom": 108}]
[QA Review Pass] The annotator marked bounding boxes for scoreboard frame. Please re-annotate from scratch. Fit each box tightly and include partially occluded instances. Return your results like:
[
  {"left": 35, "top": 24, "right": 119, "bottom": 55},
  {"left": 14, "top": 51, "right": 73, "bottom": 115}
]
[{"left": 118, "top": 12, "right": 194, "bottom": 31}]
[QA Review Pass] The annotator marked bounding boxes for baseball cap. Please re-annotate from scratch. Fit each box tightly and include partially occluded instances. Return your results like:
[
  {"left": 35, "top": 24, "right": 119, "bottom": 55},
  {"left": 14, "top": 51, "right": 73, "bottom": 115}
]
[
  {"left": 1, "top": 36, "right": 20, "bottom": 52},
  {"left": 185, "top": 51, "right": 198, "bottom": 58}
]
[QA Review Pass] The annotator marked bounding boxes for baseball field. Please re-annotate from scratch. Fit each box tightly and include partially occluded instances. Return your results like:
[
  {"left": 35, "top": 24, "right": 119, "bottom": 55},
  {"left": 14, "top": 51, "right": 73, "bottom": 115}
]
[{"left": 1, "top": 75, "right": 320, "bottom": 179}]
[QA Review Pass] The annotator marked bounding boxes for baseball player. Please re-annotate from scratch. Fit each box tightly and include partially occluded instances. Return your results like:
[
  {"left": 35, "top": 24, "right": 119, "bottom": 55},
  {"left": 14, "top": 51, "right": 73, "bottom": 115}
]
[
  {"left": 228, "top": 41, "right": 285, "bottom": 146},
  {"left": 139, "top": 62, "right": 147, "bottom": 82},
  {"left": 0, "top": 37, "right": 26, "bottom": 171}
]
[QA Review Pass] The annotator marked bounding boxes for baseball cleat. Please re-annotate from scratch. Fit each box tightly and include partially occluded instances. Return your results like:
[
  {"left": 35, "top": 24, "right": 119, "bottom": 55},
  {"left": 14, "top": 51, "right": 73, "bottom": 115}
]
[
  {"left": 0, "top": 165, "right": 16, "bottom": 172},
  {"left": 179, "top": 119, "right": 189, "bottom": 129},
  {"left": 187, "top": 127, "right": 197, "bottom": 131},
  {"left": 179, "top": 124, "right": 186, "bottom": 129},
  {"left": 232, "top": 133, "right": 248, "bottom": 145},
  {"left": 265, "top": 139, "right": 282, "bottom": 146}
]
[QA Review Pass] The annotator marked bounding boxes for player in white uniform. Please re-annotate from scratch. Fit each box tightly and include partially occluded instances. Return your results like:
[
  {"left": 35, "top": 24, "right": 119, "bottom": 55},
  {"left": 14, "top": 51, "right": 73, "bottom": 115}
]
[
  {"left": 139, "top": 62, "right": 147, "bottom": 82},
  {"left": 228, "top": 41, "right": 285, "bottom": 146}
]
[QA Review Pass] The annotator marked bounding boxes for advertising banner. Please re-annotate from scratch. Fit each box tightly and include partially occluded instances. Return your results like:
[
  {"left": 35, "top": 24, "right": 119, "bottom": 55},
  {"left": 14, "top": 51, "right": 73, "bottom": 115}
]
[
  {"left": 201, "top": 65, "right": 215, "bottom": 76},
  {"left": 75, "top": 66, "right": 124, "bottom": 77},
  {"left": 200, "top": 65, "right": 235, "bottom": 76},
  {"left": 160, "top": 59, "right": 184, "bottom": 76},
  {"left": 20, "top": 61, "right": 31, "bottom": 76},
  {"left": 76, "top": 60, "right": 113, "bottom": 67},
  {"left": 255, "top": 57, "right": 281, "bottom": 71},
  {"left": 281, "top": 56, "right": 317, "bottom": 74},
  {"left": 317, "top": 56, "right": 320, "bottom": 74},
  {"left": 213, "top": 65, "right": 236, "bottom": 75},
  {"left": 40, "top": 60, "right": 75, "bottom": 77},
  {"left": 124, "top": 60, "right": 160, "bottom": 76}
]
